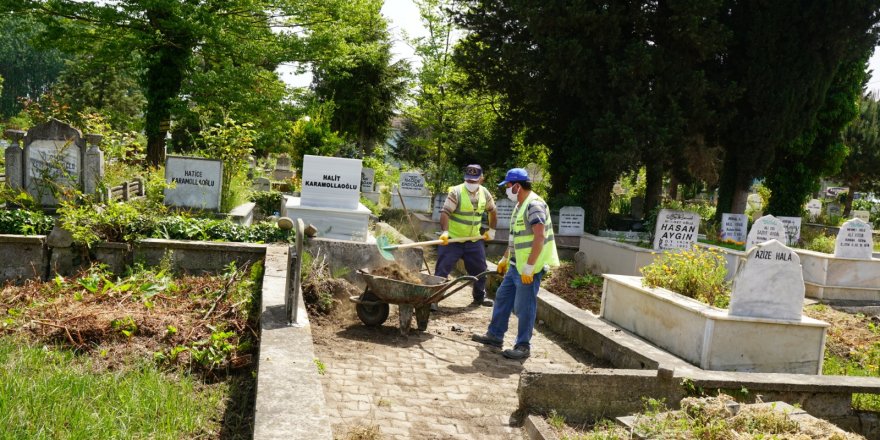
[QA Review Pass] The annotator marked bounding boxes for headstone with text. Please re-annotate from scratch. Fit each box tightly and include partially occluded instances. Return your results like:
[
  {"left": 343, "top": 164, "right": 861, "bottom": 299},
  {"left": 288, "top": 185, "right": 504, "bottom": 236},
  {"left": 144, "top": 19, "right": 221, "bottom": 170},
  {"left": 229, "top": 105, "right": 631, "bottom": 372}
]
[
  {"left": 720, "top": 213, "right": 748, "bottom": 244},
  {"left": 300, "top": 155, "right": 362, "bottom": 210},
  {"left": 432, "top": 193, "right": 445, "bottom": 221},
  {"left": 22, "top": 119, "right": 90, "bottom": 206},
  {"left": 652, "top": 209, "right": 700, "bottom": 251},
  {"left": 557, "top": 206, "right": 586, "bottom": 236},
  {"left": 392, "top": 172, "right": 431, "bottom": 212},
  {"left": 164, "top": 156, "right": 223, "bottom": 210},
  {"left": 729, "top": 240, "right": 804, "bottom": 321},
  {"left": 806, "top": 199, "right": 822, "bottom": 221},
  {"left": 283, "top": 155, "right": 370, "bottom": 241},
  {"left": 853, "top": 210, "right": 871, "bottom": 223},
  {"left": 746, "top": 215, "right": 785, "bottom": 251},
  {"left": 494, "top": 198, "right": 516, "bottom": 229},
  {"left": 778, "top": 216, "right": 802, "bottom": 246},
  {"left": 834, "top": 218, "right": 874, "bottom": 259},
  {"left": 360, "top": 168, "right": 375, "bottom": 193},
  {"left": 747, "top": 193, "right": 764, "bottom": 217}
]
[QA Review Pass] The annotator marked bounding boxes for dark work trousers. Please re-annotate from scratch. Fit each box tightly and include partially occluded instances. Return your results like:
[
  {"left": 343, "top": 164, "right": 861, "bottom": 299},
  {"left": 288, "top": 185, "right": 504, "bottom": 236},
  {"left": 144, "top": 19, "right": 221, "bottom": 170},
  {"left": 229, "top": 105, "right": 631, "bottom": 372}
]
[{"left": 434, "top": 240, "right": 488, "bottom": 302}]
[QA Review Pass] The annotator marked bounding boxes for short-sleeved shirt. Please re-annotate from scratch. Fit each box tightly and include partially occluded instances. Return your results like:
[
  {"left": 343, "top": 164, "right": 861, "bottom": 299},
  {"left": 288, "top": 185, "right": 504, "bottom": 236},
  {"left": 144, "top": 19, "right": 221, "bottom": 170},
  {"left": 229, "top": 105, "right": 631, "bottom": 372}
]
[
  {"left": 441, "top": 185, "right": 496, "bottom": 217},
  {"left": 507, "top": 197, "right": 549, "bottom": 252}
]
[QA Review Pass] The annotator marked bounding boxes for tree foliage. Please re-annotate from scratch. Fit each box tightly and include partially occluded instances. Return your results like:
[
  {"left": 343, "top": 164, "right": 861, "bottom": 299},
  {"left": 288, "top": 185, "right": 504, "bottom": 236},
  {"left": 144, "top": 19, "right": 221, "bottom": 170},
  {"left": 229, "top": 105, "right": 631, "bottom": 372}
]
[
  {"left": 838, "top": 93, "right": 880, "bottom": 214},
  {"left": 311, "top": 0, "right": 409, "bottom": 156},
  {"left": 0, "top": 14, "right": 66, "bottom": 118},
  {"left": 714, "top": 0, "right": 880, "bottom": 217}
]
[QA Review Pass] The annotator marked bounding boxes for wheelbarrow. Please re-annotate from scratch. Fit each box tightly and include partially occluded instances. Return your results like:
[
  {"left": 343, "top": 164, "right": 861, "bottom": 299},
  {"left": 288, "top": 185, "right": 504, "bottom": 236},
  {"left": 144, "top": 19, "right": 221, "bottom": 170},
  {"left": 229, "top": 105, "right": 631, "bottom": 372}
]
[{"left": 350, "top": 268, "right": 494, "bottom": 336}]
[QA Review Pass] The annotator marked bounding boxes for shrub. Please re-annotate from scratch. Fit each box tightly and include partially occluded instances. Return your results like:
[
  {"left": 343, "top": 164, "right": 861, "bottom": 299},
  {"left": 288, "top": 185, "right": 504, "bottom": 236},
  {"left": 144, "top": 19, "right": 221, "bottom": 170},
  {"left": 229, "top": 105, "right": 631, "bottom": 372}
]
[
  {"left": 804, "top": 234, "right": 835, "bottom": 254},
  {"left": 0, "top": 209, "right": 54, "bottom": 235},
  {"left": 640, "top": 247, "right": 730, "bottom": 308},
  {"left": 249, "top": 191, "right": 283, "bottom": 217}
]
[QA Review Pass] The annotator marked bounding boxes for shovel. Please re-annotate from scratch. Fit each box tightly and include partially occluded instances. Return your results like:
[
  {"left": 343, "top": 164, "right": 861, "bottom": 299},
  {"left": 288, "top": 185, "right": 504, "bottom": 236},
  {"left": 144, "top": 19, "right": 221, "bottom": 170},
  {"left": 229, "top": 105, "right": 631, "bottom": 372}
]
[{"left": 376, "top": 235, "right": 484, "bottom": 261}]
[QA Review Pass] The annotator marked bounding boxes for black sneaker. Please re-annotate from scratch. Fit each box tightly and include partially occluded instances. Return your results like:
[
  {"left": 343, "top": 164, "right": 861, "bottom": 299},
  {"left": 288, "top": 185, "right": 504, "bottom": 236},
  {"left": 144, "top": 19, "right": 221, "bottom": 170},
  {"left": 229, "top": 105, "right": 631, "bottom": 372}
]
[
  {"left": 471, "top": 333, "right": 503, "bottom": 348},
  {"left": 502, "top": 344, "right": 530, "bottom": 360},
  {"left": 471, "top": 298, "right": 494, "bottom": 307}
]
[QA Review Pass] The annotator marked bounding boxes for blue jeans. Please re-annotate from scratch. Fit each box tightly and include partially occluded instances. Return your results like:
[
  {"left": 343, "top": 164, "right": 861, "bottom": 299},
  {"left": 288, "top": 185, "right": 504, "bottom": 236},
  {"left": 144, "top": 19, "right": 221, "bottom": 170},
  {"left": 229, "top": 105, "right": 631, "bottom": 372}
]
[
  {"left": 485, "top": 264, "right": 543, "bottom": 348},
  {"left": 434, "top": 241, "right": 488, "bottom": 301}
]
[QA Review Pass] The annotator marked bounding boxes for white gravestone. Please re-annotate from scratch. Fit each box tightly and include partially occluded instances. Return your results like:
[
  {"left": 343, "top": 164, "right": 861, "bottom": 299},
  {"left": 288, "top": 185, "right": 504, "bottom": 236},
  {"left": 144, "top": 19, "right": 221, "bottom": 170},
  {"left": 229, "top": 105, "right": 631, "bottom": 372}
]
[
  {"left": 806, "top": 199, "right": 821, "bottom": 221},
  {"left": 853, "top": 210, "right": 871, "bottom": 223},
  {"left": 834, "top": 218, "right": 874, "bottom": 259},
  {"left": 494, "top": 198, "right": 516, "bottom": 229},
  {"left": 746, "top": 215, "right": 785, "bottom": 251},
  {"left": 729, "top": 240, "right": 804, "bottom": 321},
  {"left": 720, "top": 213, "right": 748, "bottom": 243},
  {"left": 398, "top": 172, "right": 428, "bottom": 196},
  {"left": 300, "top": 155, "right": 362, "bottom": 210},
  {"left": 778, "top": 216, "right": 802, "bottom": 246},
  {"left": 432, "top": 193, "right": 445, "bottom": 221},
  {"left": 164, "top": 156, "right": 223, "bottom": 210},
  {"left": 747, "top": 193, "right": 763, "bottom": 217},
  {"left": 272, "top": 153, "right": 295, "bottom": 181},
  {"left": 557, "top": 206, "right": 585, "bottom": 236},
  {"left": 360, "top": 168, "right": 375, "bottom": 192},
  {"left": 652, "top": 209, "right": 700, "bottom": 251}
]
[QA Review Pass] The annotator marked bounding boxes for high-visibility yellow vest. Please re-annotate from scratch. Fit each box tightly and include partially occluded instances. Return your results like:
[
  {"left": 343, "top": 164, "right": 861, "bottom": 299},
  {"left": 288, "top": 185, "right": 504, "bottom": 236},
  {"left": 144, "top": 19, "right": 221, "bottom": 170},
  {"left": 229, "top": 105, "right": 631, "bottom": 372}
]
[
  {"left": 510, "top": 191, "right": 559, "bottom": 273},
  {"left": 447, "top": 183, "right": 487, "bottom": 239}
]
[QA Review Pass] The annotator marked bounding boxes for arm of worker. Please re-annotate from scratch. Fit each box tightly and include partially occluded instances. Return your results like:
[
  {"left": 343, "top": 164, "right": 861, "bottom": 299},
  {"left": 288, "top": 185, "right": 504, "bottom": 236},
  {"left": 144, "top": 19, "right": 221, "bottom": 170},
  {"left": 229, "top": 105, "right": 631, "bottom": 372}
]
[{"left": 521, "top": 223, "right": 545, "bottom": 284}]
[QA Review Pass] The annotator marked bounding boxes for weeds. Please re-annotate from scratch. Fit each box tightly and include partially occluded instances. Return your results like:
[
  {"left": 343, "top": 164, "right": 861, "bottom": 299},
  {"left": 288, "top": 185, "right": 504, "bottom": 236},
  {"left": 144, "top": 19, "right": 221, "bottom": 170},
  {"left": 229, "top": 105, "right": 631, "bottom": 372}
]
[{"left": 641, "top": 247, "right": 731, "bottom": 308}]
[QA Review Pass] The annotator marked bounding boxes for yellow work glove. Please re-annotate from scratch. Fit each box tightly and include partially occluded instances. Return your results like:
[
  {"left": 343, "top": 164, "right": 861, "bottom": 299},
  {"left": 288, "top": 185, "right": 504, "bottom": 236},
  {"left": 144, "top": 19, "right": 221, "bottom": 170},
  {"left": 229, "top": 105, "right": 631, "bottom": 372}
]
[
  {"left": 483, "top": 228, "right": 496, "bottom": 241},
  {"left": 521, "top": 263, "right": 535, "bottom": 285},
  {"left": 439, "top": 230, "right": 449, "bottom": 245},
  {"left": 496, "top": 256, "right": 509, "bottom": 274}
]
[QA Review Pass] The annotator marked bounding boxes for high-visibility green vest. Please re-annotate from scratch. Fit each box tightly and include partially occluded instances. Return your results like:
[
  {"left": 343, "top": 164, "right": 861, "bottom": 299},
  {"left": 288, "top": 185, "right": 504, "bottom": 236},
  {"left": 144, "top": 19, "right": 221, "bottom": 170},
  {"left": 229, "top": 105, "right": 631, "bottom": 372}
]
[
  {"left": 510, "top": 191, "right": 559, "bottom": 273},
  {"left": 447, "top": 183, "right": 487, "bottom": 239}
]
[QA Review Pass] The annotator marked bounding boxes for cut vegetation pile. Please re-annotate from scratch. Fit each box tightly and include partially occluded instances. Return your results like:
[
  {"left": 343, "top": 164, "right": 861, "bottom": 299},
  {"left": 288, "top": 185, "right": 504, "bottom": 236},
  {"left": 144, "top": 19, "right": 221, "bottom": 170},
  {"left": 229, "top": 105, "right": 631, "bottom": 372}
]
[
  {"left": 543, "top": 262, "right": 604, "bottom": 313},
  {"left": 372, "top": 262, "right": 423, "bottom": 284}
]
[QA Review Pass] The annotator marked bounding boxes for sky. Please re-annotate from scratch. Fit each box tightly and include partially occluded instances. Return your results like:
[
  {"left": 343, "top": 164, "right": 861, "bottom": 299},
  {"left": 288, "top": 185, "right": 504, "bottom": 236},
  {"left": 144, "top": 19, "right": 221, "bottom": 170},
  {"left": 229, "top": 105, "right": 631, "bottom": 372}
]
[{"left": 276, "top": 0, "right": 425, "bottom": 88}]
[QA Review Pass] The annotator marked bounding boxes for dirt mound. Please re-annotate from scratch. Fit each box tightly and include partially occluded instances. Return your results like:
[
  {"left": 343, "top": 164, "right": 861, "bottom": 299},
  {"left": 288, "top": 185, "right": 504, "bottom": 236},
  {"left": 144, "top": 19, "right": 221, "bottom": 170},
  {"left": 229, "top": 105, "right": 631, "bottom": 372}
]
[{"left": 372, "top": 262, "right": 422, "bottom": 284}]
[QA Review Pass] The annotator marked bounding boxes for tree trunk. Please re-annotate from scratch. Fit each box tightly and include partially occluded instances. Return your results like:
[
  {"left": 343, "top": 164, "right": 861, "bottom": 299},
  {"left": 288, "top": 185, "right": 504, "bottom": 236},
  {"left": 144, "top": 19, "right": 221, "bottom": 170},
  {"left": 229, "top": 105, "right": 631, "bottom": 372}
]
[
  {"left": 644, "top": 160, "right": 663, "bottom": 215},
  {"left": 583, "top": 177, "right": 616, "bottom": 233},
  {"left": 668, "top": 174, "right": 679, "bottom": 200},
  {"left": 715, "top": 153, "right": 750, "bottom": 219},
  {"left": 843, "top": 182, "right": 857, "bottom": 217}
]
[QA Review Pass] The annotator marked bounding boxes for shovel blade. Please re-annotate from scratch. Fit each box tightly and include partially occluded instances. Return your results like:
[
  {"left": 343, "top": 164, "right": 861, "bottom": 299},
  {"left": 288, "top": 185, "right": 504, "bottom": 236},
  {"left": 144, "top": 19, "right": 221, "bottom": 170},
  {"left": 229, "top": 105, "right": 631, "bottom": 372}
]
[{"left": 376, "top": 235, "right": 395, "bottom": 261}]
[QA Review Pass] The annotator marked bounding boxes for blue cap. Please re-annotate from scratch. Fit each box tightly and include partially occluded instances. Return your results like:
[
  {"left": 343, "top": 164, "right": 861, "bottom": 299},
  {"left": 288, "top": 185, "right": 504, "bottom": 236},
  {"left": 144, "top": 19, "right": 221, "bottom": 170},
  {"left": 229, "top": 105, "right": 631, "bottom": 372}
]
[
  {"left": 498, "top": 168, "right": 530, "bottom": 186},
  {"left": 463, "top": 164, "right": 482, "bottom": 180}
]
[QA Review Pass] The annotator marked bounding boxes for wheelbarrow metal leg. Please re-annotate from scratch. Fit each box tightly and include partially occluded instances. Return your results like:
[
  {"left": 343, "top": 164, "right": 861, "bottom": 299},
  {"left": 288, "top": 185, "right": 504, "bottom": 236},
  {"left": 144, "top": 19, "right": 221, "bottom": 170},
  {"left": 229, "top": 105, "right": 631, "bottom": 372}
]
[
  {"left": 415, "top": 305, "right": 431, "bottom": 331},
  {"left": 398, "top": 304, "right": 414, "bottom": 336}
]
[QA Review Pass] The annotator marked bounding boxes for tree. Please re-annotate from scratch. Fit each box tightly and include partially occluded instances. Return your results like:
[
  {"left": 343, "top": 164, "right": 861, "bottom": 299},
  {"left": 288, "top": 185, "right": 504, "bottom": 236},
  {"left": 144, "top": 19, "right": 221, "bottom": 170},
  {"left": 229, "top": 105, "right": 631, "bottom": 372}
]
[
  {"left": 764, "top": 56, "right": 869, "bottom": 217},
  {"left": 455, "top": 0, "right": 729, "bottom": 230},
  {"left": 3, "top": 0, "right": 347, "bottom": 166},
  {"left": 714, "top": 0, "right": 880, "bottom": 217},
  {"left": 0, "top": 14, "right": 66, "bottom": 118},
  {"left": 837, "top": 93, "right": 880, "bottom": 215},
  {"left": 311, "top": 0, "right": 409, "bottom": 156}
]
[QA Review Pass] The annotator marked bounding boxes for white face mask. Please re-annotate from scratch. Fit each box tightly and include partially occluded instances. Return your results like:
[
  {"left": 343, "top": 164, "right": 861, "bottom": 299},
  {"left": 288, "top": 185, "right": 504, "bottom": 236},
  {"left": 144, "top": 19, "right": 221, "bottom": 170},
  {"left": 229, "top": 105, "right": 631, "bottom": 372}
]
[
  {"left": 464, "top": 182, "right": 479, "bottom": 192},
  {"left": 506, "top": 185, "right": 518, "bottom": 202}
]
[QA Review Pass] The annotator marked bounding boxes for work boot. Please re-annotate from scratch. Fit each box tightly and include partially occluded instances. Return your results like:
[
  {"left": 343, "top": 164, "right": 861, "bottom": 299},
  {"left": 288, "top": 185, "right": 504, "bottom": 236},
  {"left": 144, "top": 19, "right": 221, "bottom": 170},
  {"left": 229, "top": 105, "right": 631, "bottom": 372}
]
[
  {"left": 471, "top": 332, "right": 503, "bottom": 348},
  {"left": 502, "top": 344, "right": 530, "bottom": 360},
  {"left": 471, "top": 297, "right": 494, "bottom": 307}
]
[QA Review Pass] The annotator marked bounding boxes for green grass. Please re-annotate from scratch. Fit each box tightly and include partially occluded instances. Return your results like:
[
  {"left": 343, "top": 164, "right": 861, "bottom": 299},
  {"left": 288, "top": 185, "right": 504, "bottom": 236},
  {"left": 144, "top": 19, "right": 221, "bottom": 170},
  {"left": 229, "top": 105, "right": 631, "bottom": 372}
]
[
  {"left": 823, "top": 348, "right": 880, "bottom": 411},
  {"left": 697, "top": 238, "right": 745, "bottom": 252},
  {"left": 0, "top": 337, "right": 226, "bottom": 439}
]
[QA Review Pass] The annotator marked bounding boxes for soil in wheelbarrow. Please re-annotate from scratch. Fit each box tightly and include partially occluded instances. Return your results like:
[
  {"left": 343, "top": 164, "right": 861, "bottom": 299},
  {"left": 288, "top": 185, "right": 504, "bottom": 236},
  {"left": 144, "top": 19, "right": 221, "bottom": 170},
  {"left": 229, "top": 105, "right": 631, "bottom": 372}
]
[{"left": 371, "top": 262, "right": 423, "bottom": 284}]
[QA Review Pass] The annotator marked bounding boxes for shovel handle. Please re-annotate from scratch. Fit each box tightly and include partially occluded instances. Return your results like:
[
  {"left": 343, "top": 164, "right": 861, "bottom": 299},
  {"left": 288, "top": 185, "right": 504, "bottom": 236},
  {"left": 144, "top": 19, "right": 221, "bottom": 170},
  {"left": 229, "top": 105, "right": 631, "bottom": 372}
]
[{"left": 386, "top": 235, "right": 483, "bottom": 250}]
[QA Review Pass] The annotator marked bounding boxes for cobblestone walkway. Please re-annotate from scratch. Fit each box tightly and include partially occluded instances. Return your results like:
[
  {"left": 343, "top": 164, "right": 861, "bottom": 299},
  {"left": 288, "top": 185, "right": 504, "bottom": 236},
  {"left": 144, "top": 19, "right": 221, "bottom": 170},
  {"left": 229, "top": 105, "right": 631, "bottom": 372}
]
[{"left": 312, "top": 288, "right": 603, "bottom": 439}]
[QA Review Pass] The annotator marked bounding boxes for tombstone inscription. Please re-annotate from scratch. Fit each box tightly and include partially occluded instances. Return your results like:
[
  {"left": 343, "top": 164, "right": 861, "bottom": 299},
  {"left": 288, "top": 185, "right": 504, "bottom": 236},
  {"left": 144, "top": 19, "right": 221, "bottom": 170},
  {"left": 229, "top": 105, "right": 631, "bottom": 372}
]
[
  {"left": 746, "top": 215, "right": 785, "bottom": 251},
  {"left": 853, "top": 210, "right": 871, "bottom": 223},
  {"left": 806, "top": 199, "right": 822, "bottom": 221},
  {"left": 494, "top": 198, "right": 516, "bottom": 229},
  {"left": 778, "top": 216, "right": 802, "bottom": 246},
  {"left": 164, "top": 156, "right": 223, "bottom": 210},
  {"left": 834, "top": 218, "right": 874, "bottom": 259},
  {"left": 720, "top": 213, "right": 748, "bottom": 244},
  {"left": 300, "top": 155, "right": 362, "bottom": 210},
  {"left": 398, "top": 172, "right": 427, "bottom": 196},
  {"left": 558, "top": 206, "right": 586, "bottom": 236},
  {"left": 360, "top": 168, "right": 375, "bottom": 193},
  {"left": 652, "top": 209, "right": 700, "bottom": 251},
  {"left": 729, "top": 240, "right": 804, "bottom": 321}
]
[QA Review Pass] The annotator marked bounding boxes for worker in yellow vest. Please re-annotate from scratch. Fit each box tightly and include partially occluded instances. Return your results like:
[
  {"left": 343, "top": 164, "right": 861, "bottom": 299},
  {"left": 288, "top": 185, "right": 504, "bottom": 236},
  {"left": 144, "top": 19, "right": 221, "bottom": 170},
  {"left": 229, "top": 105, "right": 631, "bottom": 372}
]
[
  {"left": 435, "top": 164, "right": 498, "bottom": 309},
  {"left": 472, "top": 168, "right": 559, "bottom": 360}
]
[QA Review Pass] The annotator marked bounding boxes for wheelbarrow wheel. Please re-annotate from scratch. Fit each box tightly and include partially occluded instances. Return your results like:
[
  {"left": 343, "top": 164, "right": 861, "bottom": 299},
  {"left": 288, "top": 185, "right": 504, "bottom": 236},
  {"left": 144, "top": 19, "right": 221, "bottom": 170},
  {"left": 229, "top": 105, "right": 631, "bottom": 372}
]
[{"left": 356, "top": 291, "right": 389, "bottom": 327}]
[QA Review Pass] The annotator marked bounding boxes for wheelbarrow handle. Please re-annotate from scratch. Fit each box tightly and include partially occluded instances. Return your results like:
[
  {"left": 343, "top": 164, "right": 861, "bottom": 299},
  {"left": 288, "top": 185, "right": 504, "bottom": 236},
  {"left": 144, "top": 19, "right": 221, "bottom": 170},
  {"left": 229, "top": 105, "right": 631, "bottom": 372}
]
[{"left": 434, "top": 274, "right": 479, "bottom": 302}]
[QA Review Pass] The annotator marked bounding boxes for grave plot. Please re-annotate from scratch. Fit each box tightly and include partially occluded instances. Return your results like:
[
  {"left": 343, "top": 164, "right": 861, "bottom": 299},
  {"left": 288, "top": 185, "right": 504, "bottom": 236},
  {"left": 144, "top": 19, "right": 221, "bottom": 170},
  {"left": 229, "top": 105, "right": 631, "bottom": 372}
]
[
  {"left": 0, "top": 262, "right": 263, "bottom": 438},
  {"left": 796, "top": 218, "right": 880, "bottom": 301}
]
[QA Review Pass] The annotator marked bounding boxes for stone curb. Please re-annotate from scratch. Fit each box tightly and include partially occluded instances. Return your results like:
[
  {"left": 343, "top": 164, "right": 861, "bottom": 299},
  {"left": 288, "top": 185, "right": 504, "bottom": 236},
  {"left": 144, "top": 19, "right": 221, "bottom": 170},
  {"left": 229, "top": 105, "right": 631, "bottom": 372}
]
[{"left": 524, "top": 414, "right": 559, "bottom": 440}]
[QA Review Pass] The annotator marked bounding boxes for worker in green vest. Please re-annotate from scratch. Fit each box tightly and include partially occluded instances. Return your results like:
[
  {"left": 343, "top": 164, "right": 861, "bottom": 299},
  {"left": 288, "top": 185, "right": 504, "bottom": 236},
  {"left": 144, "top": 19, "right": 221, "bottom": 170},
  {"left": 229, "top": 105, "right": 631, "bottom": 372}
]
[
  {"left": 472, "top": 167, "right": 559, "bottom": 359},
  {"left": 435, "top": 164, "right": 498, "bottom": 310}
]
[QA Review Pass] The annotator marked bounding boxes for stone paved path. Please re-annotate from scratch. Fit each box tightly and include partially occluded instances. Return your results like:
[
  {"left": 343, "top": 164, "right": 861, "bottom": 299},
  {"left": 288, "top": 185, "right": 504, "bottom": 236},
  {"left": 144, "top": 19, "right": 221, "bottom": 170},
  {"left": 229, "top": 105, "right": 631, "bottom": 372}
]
[{"left": 312, "top": 287, "right": 604, "bottom": 439}]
